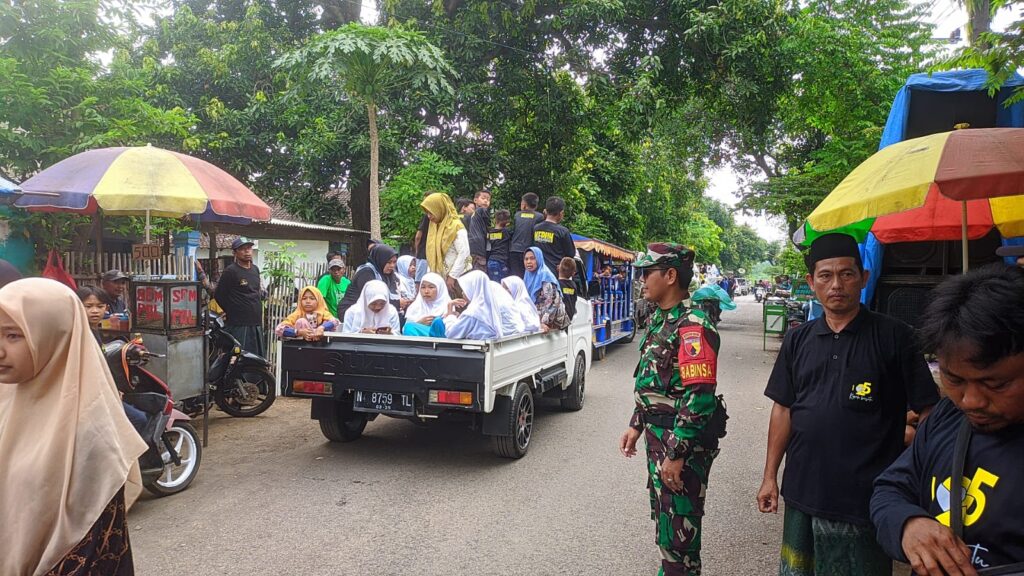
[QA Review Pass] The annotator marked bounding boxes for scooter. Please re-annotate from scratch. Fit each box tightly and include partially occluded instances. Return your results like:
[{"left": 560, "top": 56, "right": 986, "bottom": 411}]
[
  {"left": 104, "top": 337, "right": 202, "bottom": 497},
  {"left": 181, "top": 312, "right": 276, "bottom": 418},
  {"left": 755, "top": 286, "right": 766, "bottom": 303}
]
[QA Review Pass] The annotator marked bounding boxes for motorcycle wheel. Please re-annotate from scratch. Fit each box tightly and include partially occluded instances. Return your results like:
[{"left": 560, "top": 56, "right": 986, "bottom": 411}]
[
  {"left": 214, "top": 366, "right": 277, "bottom": 418},
  {"left": 144, "top": 422, "right": 202, "bottom": 497}
]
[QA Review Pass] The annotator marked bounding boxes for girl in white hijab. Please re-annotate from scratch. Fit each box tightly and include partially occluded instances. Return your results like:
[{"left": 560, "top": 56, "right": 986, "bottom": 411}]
[
  {"left": 395, "top": 255, "right": 418, "bottom": 301},
  {"left": 447, "top": 271, "right": 504, "bottom": 340},
  {"left": 490, "top": 279, "right": 526, "bottom": 336},
  {"left": 402, "top": 272, "right": 452, "bottom": 337},
  {"left": 0, "top": 278, "right": 148, "bottom": 576},
  {"left": 501, "top": 276, "right": 542, "bottom": 334},
  {"left": 342, "top": 280, "right": 401, "bottom": 335}
]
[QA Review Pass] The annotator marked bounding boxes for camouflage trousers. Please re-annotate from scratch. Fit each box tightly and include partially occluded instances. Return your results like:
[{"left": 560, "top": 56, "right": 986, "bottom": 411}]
[{"left": 645, "top": 427, "right": 719, "bottom": 576}]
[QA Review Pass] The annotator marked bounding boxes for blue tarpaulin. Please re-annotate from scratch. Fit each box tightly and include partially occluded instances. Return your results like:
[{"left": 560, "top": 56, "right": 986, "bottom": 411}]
[{"left": 862, "top": 69, "right": 1024, "bottom": 304}]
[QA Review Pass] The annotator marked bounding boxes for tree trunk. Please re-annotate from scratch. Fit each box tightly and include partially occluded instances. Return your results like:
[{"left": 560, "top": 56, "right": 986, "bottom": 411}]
[
  {"left": 965, "top": 0, "right": 992, "bottom": 47},
  {"left": 367, "top": 100, "right": 381, "bottom": 240}
]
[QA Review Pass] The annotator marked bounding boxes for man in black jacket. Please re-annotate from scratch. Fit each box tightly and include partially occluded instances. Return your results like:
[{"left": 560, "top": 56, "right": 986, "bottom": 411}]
[
  {"left": 871, "top": 266, "right": 1024, "bottom": 576},
  {"left": 213, "top": 237, "right": 265, "bottom": 356}
]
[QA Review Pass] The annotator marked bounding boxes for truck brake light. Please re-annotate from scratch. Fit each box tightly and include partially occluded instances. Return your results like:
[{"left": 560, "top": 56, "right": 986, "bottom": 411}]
[
  {"left": 293, "top": 380, "right": 333, "bottom": 395},
  {"left": 429, "top": 390, "right": 473, "bottom": 406}
]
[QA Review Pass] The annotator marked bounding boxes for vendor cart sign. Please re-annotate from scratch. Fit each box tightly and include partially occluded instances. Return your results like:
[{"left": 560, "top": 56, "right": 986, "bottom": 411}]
[{"left": 132, "top": 243, "right": 162, "bottom": 261}]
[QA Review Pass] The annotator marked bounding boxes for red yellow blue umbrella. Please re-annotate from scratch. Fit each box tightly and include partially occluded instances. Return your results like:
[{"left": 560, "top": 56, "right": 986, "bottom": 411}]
[
  {"left": 796, "top": 129, "right": 1024, "bottom": 270},
  {"left": 15, "top": 145, "right": 271, "bottom": 225}
]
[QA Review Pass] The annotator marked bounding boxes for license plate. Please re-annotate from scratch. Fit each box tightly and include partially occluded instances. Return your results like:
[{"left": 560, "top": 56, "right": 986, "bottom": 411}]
[{"left": 353, "top": 391, "right": 415, "bottom": 415}]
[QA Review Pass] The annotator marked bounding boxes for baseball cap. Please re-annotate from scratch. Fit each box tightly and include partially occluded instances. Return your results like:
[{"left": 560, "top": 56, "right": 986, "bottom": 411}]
[
  {"left": 231, "top": 237, "right": 255, "bottom": 251},
  {"left": 328, "top": 258, "right": 346, "bottom": 269},
  {"left": 101, "top": 269, "right": 129, "bottom": 282},
  {"left": 634, "top": 242, "right": 696, "bottom": 269},
  {"left": 995, "top": 245, "right": 1024, "bottom": 257}
]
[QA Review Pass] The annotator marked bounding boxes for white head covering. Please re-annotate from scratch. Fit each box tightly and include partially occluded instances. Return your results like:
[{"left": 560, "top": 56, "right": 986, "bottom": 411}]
[
  {"left": 491, "top": 281, "right": 526, "bottom": 336},
  {"left": 0, "top": 279, "right": 148, "bottom": 576},
  {"left": 501, "top": 276, "right": 542, "bottom": 333},
  {"left": 395, "top": 255, "right": 417, "bottom": 299},
  {"left": 343, "top": 280, "right": 399, "bottom": 332},
  {"left": 406, "top": 272, "right": 450, "bottom": 322},
  {"left": 453, "top": 270, "right": 505, "bottom": 339}
]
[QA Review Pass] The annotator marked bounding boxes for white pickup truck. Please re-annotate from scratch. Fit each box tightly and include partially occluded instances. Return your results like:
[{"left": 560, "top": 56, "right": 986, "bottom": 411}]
[{"left": 280, "top": 273, "right": 593, "bottom": 459}]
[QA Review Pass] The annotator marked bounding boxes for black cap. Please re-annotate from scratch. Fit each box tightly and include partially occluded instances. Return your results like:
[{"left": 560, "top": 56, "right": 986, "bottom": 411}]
[
  {"left": 368, "top": 238, "right": 382, "bottom": 247},
  {"left": 804, "top": 233, "right": 862, "bottom": 271},
  {"left": 231, "top": 237, "right": 254, "bottom": 251},
  {"left": 102, "top": 269, "right": 129, "bottom": 282}
]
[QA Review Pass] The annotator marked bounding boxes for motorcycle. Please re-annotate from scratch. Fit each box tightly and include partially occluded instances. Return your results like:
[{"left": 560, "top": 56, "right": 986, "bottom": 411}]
[
  {"left": 755, "top": 286, "right": 766, "bottom": 303},
  {"left": 785, "top": 300, "right": 807, "bottom": 329},
  {"left": 182, "top": 312, "right": 276, "bottom": 418},
  {"left": 105, "top": 338, "right": 202, "bottom": 497},
  {"left": 698, "top": 299, "right": 723, "bottom": 326}
]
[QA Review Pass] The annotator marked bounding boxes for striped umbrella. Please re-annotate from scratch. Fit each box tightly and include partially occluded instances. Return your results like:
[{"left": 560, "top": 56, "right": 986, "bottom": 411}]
[
  {"left": 796, "top": 128, "right": 1024, "bottom": 269},
  {"left": 16, "top": 145, "right": 271, "bottom": 236}
]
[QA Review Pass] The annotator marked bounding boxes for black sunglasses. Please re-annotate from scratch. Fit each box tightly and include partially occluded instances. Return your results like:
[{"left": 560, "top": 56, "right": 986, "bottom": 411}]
[{"left": 641, "top": 267, "right": 668, "bottom": 278}]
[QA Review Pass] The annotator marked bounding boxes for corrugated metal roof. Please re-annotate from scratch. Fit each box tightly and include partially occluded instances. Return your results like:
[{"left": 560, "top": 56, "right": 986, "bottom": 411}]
[{"left": 269, "top": 218, "right": 363, "bottom": 234}]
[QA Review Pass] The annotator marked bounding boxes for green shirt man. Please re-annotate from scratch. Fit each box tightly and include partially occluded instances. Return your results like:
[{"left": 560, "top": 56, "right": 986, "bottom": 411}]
[
  {"left": 317, "top": 258, "right": 351, "bottom": 318},
  {"left": 619, "top": 242, "right": 727, "bottom": 576}
]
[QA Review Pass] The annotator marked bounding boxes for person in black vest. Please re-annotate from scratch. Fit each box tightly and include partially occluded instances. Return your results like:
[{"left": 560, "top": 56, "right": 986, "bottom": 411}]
[
  {"left": 871, "top": 265, "right": 1024, "bottom": 576},
  {"left": 757, "top": 232, "right": 939, "bottom": 576},
  {"left": 487, "top": 209, "right": 512, "bottom": 281},
  {"left": 509, "top": 193, "right": 543, "bottom": 278},
  {"left": 467, "top": 190, "right": 491, "bottom": 272},
  {"left": 213, "top": 238, "right": 265, "bottom": 356},
  {"left": 532, "top": 196, "right": 575, "bottom": 275}
]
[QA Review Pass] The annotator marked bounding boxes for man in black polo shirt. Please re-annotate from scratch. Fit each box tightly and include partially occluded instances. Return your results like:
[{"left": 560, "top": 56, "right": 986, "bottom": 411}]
[
  {"left": 872, "top": 266, "right": 1024, "bottom": 576},
  {"left": 757, "top": 233, "right": 939, "bottom": 576},
  {"left": 509, "top": 193, "right": 543, "bottom": 278},
  {"left": 467, "top": 189, "right": 491, "bottom": 272},
  {"left": 213, "top": 237, "right": 265, "bottom": 357},
  {"left": 533, "top": 196, "right": 575, "bottom": 274}
]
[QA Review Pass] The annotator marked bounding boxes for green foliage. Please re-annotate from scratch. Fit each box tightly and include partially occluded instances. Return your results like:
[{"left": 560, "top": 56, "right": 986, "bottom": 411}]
[
  {"left": 263, "top": 241, "right": 306, "bottom": 288},
  {"left": 380, "top": 152, "right": 462, "bottom": 243},
  {"left": 941, "top": 0, "right": 1024, "bottom": 104}
]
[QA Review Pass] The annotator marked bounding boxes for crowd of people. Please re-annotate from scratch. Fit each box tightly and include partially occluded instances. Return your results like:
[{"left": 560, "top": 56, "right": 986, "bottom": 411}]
[{"left": 274, "top": 191, "right": 581, "bottom": 342}]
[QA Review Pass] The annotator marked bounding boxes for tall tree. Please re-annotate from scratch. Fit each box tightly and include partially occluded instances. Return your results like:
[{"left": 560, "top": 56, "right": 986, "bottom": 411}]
[{"left": 276, "top": 23, "right": 456, "bottom": 239}]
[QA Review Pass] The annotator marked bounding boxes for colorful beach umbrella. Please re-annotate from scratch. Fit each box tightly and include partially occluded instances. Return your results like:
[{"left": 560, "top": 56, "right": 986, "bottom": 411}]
[
  {"left": 15, "top": 145, "right": 271, "bottom": 224},
  {"left": 796, "top": 129, "right": 1024, "bottom": 264}
]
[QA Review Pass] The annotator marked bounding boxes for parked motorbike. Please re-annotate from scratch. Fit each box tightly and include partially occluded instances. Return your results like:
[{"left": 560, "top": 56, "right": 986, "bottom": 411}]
[
  {"left": 183, "top": 312, "right": 276, "bottom": 418},
  {"left": 755, "top": 286, "right": 766, "bottom": 303},
  {"left": 785, "top": 300, "right": 807, "bottom": 329},
  {"left": 698, "top": 299, "right": 723, "bottom": 327},
  {"left": 105, "top": 338, "right": 202, "bottom": 497}
]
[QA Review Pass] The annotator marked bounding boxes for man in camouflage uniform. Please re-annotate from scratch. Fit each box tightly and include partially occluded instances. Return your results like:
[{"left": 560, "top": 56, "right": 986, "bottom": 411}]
[{"left": 620, "top": 243, "right": 727, "bottom": 576}]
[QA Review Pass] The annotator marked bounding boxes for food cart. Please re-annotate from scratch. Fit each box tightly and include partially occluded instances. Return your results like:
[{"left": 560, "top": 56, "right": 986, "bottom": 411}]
[
  {"left": 107, "top": 279, "right": 206, "bottom": 407},
  {"left": 572, "top": 234, "right": 638, "bottom": 360}
]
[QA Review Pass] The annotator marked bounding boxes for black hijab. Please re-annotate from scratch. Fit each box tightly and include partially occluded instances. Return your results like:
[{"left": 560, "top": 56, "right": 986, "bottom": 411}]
[{"left": 368, "top": 244, "right": 399, "bottom": 294}]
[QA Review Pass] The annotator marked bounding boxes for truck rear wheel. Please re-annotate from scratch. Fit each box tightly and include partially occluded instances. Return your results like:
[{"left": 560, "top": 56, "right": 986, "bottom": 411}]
[
  {"left": 492, "top": 382, "right": 534, "bottom": 459},
  {"left": 319, "top": 403, "right": 368, "bottom": 443},
  {"left": 560, "top": 353, "right": 586, "bottom": 411}
]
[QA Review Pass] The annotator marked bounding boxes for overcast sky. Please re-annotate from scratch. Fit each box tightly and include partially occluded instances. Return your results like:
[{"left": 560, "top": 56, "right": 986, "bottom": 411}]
[{"left": 707, "top": 2, "right": 1020, "bottom": 242}]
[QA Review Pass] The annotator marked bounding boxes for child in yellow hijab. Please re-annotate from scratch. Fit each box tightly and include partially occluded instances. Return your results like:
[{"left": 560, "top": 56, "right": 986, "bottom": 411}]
[{"left": 274, "top": 286, "right": 338, "bottom": 340}]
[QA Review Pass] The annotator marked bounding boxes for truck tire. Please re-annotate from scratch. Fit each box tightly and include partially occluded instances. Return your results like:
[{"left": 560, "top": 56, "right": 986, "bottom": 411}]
[
  {"left": 319, "top": 403, "right": 368, "bottom": 443},
  {"left": 492, "top": 382, "right": 534, "bottom": 459},
  {"left": 560, "top": 352, "right": 586, "bottom": 411}
]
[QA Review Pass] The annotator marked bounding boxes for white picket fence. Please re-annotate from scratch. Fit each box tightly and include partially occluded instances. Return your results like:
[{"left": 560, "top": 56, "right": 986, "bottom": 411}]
[{"left": 63, "top": 251, "right": 195, "bottom": 284}]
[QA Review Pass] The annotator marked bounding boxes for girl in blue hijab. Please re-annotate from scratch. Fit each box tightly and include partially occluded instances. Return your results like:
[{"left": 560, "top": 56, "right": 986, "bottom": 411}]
[{"left": 523, "top": 247, "right": 568, "bottom": 330}]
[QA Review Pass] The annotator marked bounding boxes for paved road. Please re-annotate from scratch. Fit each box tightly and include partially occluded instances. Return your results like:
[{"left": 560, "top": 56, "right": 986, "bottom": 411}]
[{"left": 130, "top": 296, "right": 785, "bottom": 575}]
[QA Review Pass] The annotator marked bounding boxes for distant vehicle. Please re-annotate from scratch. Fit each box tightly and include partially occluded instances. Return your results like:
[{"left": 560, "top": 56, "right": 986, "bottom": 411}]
[{"left": 734, "top": 277, "right": 750, "bottom": 296}]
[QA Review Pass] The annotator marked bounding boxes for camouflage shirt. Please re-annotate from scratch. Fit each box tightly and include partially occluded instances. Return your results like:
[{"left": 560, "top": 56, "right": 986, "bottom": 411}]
[{"left": 630, "top": 301, "right": 720, "bottom": 457}]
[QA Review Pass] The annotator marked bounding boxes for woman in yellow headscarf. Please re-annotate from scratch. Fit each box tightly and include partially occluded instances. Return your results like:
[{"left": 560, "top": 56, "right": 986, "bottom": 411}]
[
  {"left": 274, "top": 286, "right": 338, "bottom": 341},
  {"left": 421, "top": 192, "right": 472, "bottom": 283}
]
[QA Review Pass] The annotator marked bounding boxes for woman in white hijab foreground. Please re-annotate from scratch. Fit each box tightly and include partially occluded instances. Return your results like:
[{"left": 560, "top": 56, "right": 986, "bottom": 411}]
[
  {"left": 342, "top": 280, "right": 401, "bottom": 335},
  {"left": 501, "top": 276, "right": 542, "bottom": 334},
  {"left": 0, "top": 278, "right": 148, "bottom": 576},
  {"left": 402, "top": 272, "right": 452, "bottom": 337}
]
